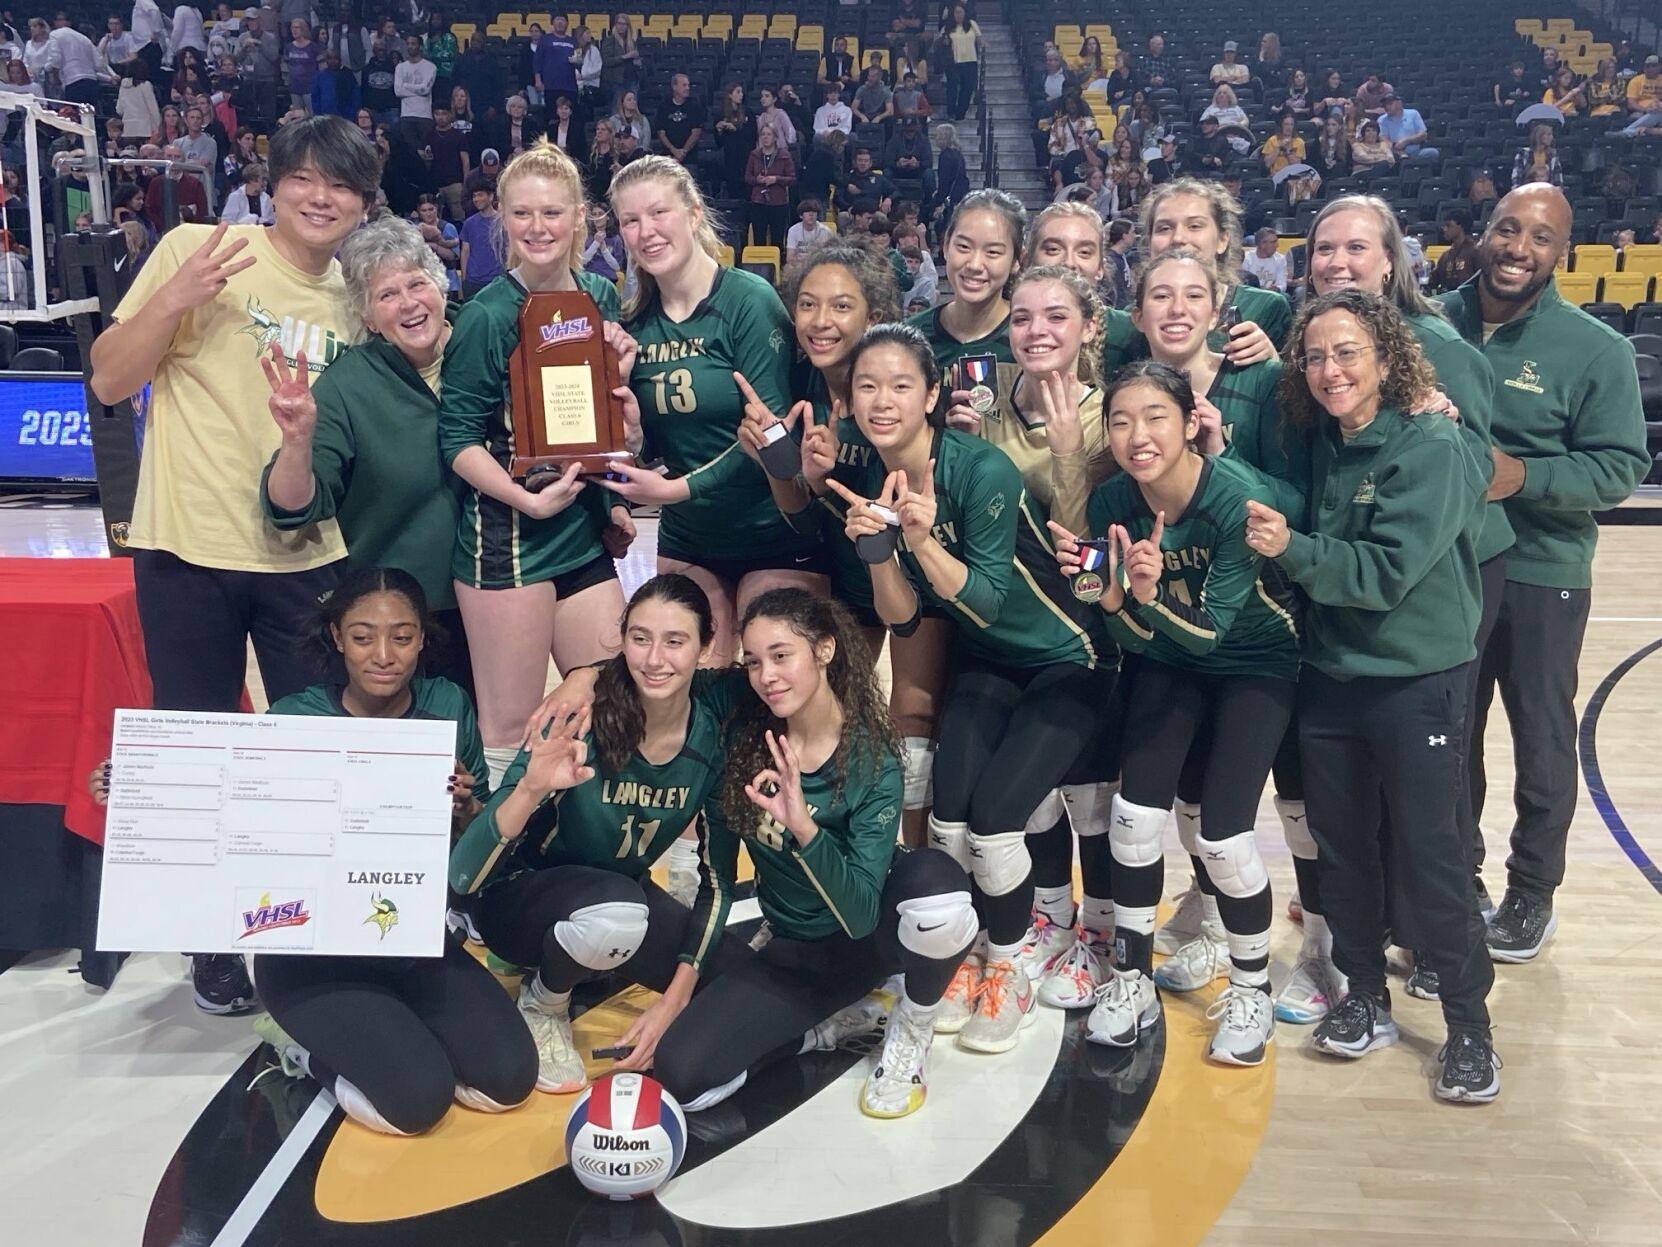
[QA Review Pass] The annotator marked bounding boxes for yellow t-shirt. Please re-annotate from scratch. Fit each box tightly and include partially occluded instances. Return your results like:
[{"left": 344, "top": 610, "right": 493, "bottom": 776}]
[
  {"left": 114, "top": 223, "right": 360, "bottom": 572},
  {"left": 1628, "top": 73, "right": 1662, "bottom": 111},
  {"left": 948, "top": 23, "right": 981, "bottom": 64}
]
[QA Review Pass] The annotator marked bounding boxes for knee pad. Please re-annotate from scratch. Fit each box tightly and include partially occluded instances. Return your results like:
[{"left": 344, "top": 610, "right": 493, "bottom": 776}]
[
  {"left": 1275, "top": 796, "right": 1317, "bottom": 860},
  {"left": 926, "top": 816, "right": 972, "bottom": 872},
  {"left": 453, "top": 1082, "right": 526, "bottom": 1114},
  {"left": 1198, "top": 830, "right": 1269, "bottom": 899},
  {"left": 334, "top": 1075, "right": 421, "bottom": 1136},
  {"left": 902, "top": 736, "right": 936, "bottom": 810},
  {"left": 1109, "top": 794, "right": 1167, "bottom": 869},
  {"left": 1173, "top": 800, "right": 1202, "bottom": 857},
  {"left": 1021, "top": 788, "right": 1067, "bottom": 836},
  {"left": 1061, "top": 781, "right": 1116, "bottom": 837},
  {"left": 895, "top": 890, "right": 978, "bottom": 960},
  {"left": 966, "top": 830, "right": 1031, "bottom": 897},
  {"left": 553, "top": 899, "right": 650, "bottom": 972}
]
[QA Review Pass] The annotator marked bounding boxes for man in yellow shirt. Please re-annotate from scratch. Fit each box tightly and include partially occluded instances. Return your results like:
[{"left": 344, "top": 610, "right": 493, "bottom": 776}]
[
  {"left": 88, "top": 114, "right": 378, "bottom": 1015},
  {"left": 1622, "top": 54, "right": 1662, "bottom": 136}
]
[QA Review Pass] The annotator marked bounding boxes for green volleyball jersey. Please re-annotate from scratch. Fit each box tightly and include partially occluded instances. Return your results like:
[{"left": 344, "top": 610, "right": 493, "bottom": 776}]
[
  {"left": 1085, "top": 455, "right": 1301, "bottom": 681},
  {"left": 799, "top": 365, "right": 878, "bottom": 613},
  {"left": 448, "top": 697, "right": 732, "bottom": 971},
  {"left": 1209, "top": 357, "right": 1311, "bottom": 525},
  {"left": 905, "top": 303, "right": 1016, "bottom": 423},
  {"left": 436, "top": 272, "right": 618, "bottom": 589},
  {"left": 268, "top": 677, "right": 490, "bottom": 806},
  {"left": 626, "top": 267, "right": 816, "bottom": 562},
  {"left": 692, "top": 669, "right": 901, "bottom": 942},
  {"left": 1099, "top": 283, "right": 1293, "bottom": 379}
]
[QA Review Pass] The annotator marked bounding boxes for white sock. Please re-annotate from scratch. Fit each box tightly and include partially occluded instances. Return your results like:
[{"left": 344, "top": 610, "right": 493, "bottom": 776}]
[
  {"left": 482, "top": 744, "right": 519, "bottom": 789},
  {"left": 1080, "top": 895, "right": 1115, "bottom": 938},
  {"left": 526, "top": 974, "right": 570, "bottom": 1013},
  {"left": 1201, "top": 892, "right": 1222, "bottom": 930},
  {"left": 1230, "top": 966, "right": 1272, "bottom": 992},
  {"left": 1117, "top": 903, "right": 1157, "bottom": 936},
  {"left": 988, "top": 937, "right": 1024, "bottom": 965},
  {"left": 900, "top": 987, "right": 939, "bottom": 1019},
  {"left": 1302, "top": 911, "right": 1332, "bottom": 956},
  {"left": 1033, "top": 883, "right": 1077, "bottom": 928},
  {"left": 667, "top": 836, "right": 698, "bottom": 875}
]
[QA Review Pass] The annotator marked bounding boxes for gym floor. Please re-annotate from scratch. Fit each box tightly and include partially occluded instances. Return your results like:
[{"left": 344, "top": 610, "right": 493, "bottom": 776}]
[{"left": 1, "top": 498, "right": 1657, "bottom": 1247}]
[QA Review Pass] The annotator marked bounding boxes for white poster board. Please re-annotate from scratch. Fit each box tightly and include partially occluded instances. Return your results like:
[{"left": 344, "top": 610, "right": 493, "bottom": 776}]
[{"left": 96, "top": 710, "right": 455, "bottom": 957}]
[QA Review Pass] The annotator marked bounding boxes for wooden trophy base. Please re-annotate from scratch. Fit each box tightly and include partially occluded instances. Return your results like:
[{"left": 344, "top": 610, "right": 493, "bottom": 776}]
[{"left": 513, "top": 450, "right": 636, "bottom": 482}]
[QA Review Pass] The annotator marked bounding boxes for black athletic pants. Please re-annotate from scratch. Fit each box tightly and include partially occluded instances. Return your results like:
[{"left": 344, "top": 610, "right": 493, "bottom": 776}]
[
  {"left": 253, "top": 937, "right": 537, "bottom": 1135},
  {"left": 651, "top": 849, "right": 973, "bottom": 1107},
  {"left": 1457, "top": 554, "right": 1506, "bottom": 875},
  {"left": 1299, "top": 665, "right": 1494, "bottom": 1034},
  {"left": 132, "top": 548, "right": 341, "bottom": 711},
  {"left": 1027, "top": 668, "right": 1127, "bottom": 901},
  {"left": 1467, "top": 575, "right": 1590, "bottom": 898}
]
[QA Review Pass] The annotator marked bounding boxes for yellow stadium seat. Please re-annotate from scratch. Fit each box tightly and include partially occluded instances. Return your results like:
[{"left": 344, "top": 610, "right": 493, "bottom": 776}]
[
  {"left": 1622, "top": 245, "right": 1662, "bottom": 278},
  {"left": 742, "top": 245, "right": 782, "bottom": 280},
  {"left": 1587, "top": 42, "right": 1613, "bottom": 60},
  {"left": 1053, "top": 25, "right": 1081, "bottom": 43},
  {"left": 1544, "top": 18, "right": 1576, "bottom": 33},
  {"left": 1553, "top": 272, "right": 1600, "bottom": 305},
  {"left": 769, "top": 15, "right": 797, "bottom": 33},
  {"left": 1084, "top": 24, "right": 1113, "bottom": 41},
  {"left": 526, "top": 12, "right": 553, "bottom": 27},
  {"left": 1278, "top": 236, "right": 1305, "bottom": 255},
  {"left": 1573, "top": 244, "right": 1618, "bottom": 277},
  {"left": 1514, "top": 19, "right": 1544, "bottom": 38},
  {"left": 1600, "top": 273, "right": 1655, "bottom": 309},
  {"left": 1425, "top": 244, "right": 1448, "bottom": 266},
  {"left": 451, "top": 22, "right": 477, "bottom": 42},
  {"left": 485, "top": 23, "right": 515, "bottom": 39},
  {"left": 865, "top": 48, "right": 890, "bottom": 71},
  {"left": 718, "top": 245, "right": 736, "bottom": 267}
]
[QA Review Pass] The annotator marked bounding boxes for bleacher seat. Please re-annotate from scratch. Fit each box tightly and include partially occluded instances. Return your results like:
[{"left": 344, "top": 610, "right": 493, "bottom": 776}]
[
  {"left": 1601, "top": 274, "right": 1656, "bottom": 310},
  {"left": 1583, "top": 303, "right": 1628, "bottom": 332},
  {"left": 742, "top": 245, "right": 782, "bottom": 281},
  {"left": 1623, "top": 246, "right": 1662, "bottom": 279},
  {"left": 1555, "top": 272, "right": 1600, "bottom": 305},
  {"left": 1574, "top": 245, "right": 1619, "bottom": 278}
]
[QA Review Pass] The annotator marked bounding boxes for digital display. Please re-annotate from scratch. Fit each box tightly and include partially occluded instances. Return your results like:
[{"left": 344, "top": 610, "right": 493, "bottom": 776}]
[{"left": 0, "top": 372, "right": 98, "bottom": 483}]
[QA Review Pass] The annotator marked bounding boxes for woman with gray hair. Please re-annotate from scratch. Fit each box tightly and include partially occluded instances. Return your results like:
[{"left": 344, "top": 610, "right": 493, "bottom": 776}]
[{"left": 259, "top": 214, "right": 475, "bottom": 694}]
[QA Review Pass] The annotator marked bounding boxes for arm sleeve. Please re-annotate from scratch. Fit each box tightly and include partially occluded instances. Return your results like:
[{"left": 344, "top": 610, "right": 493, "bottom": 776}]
[
  {"left": 681, "top": 440, "right": 754, "bottom": 499},
  {"left": 1102, "top": 599, "right": 1154, "bottom": 652},
  {"left": 678, "top": 796, "right": 736, "bottom": 971},
  {"left": 1513, "top": 339, "right": 1649, "bottom": 511},
  {"left": 436, "top": 298, "right": 510, "bottom": 468},
  {"left": 1222, "top": 384, "right": 1311, "bottom": 526},
  {"left": 789, "top": 757, "right": 901, "bottom": 940},
  {"left": 448, "top": 746, "right": 532, "bottom": 894},
  {"left": 1138, "top": 496, "right": 1265, "bottom": 656},
  {"left": 943, "top": 452, "right": 1020, "bottom": 625},
  {"left": 259, "top": 376, "right": 354, "bottom": 529},
  {"left": 1048, "top": 448, "right": 1092, "bottom": 535},
  {"left": 1277, "top": 432, "right": 1482, "bottom": 609}
]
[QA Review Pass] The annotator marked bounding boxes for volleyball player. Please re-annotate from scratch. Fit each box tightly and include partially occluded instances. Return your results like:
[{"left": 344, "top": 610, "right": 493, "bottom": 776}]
[
  {"left": 1025, "top": 202, "right": 1108, "bottom": 291},
  {"left": 1048, "top": 361, "right": 1298, "bottom": 1064},
  {"left": 829, "top": 325, "right": 1114, "bottom": 1053},
  {"left": 436, "top": 140, "right": 633, "bottom": 788},
  {"left": 449, "top": 575, "right": 742, "bottom": 1093},
  {"left": 1244, "top": 290, "right": 1500, "bottom": 1103},
  {"left": 88, "top": 114, "right": 381, "bottom": 1013}
]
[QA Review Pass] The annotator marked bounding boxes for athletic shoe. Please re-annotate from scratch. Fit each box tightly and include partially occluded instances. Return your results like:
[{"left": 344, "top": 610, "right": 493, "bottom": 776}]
[
  {"left": 445, "top": 906, "right": 483, "bottom": 944},
  {"left": 1085, "top": 968, "right": 1161, "bottom": 1047},
  {"left": 1019, "top": 915, "right": 1078, "bottom": 981},
  {"left": 958, "top": 958, "right": 1036, "bottom": 1053},
  {"left": 666, "top": 866, "right": 699, "bottom": 908},
  {"left": 1275, "top": 949, "right": 1347, "bottom": 1024},
  {"left": 1153, "top": 885, "right": 1205, "bottom": 955},
  {"left": 1152, "top": 924, "right": 1229, "bottom": 992},
  {"left": 1474, "top": 875, "right": 1497, "bottom": 924},
  {"left": 1435, "top": 1031, "right": 1502, "bottom": 1104},
  {"left": 1311, "top": 991, "right": 1398, "bottom": 1060},
  {"left": 1038, "top": 929, "right": 1112, "bottom": 1009},
  {"left": 192, "top": 953, "right": 256, "bottom": 1016},
  {"left": 933, "top": 943, "right": 985, "bottom": 1035},
  {"left": 251, "top": 1012, "right": 307, "bottom": 1079},
  {"left": 1404, "top": 954, "right": 1440, "bottom": 1002},
  {"left": 807, "top": 990, "right": 890, "bottom": 1052},
  {"left": 1205, "top": 984, "right": 1276, "bottom": 1067},
  {"left": 861, "top": 998, "right": 937, "bottom": 1119},
  {"left": 484, "top": 951, "right": 526, "bottom": 977},
  {"left": 1486, "top": 889, "right": 1557, "bottom": 963},
  {"left": 517, "top": 985, "right": 587, "bottom": 1094},
  {"left": 1287, "top": 891, "right": 1304, "bottom": 924}
]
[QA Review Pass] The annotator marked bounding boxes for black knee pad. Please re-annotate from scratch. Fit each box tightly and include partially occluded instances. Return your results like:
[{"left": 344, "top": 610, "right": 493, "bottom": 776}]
[{"left": 886, "top": 845, "right": 972, "bottom": 902}]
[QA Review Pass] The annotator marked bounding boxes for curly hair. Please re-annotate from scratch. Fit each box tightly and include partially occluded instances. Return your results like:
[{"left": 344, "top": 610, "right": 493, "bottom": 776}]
[
  {"left": 779, "top": 236, "right": 902, "bottom": 332},
  {"left": 590, "top": 575, "right": 714, "bottom": 774},
  {"left": 1011, "top": 263, "right": 1105, "bottom": 382},
  {"left": 719, "top": 589, "right": 900, "bottom": 840},
  {"left": 1277, "top": 289, "right": 1437, "bottom": 429}
]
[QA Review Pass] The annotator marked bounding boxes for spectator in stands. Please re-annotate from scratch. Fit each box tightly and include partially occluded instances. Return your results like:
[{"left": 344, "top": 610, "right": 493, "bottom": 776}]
[
  {"left": 1622, "top": 55, "right": 1662, "bottom": 136},
  {"left": 1309, "top": 109, "right": 1350, "bottom": 180},
  {"left": 785, "top": 197, "right": 830, "bottom": 263},
  {"left": 1315, "top": 68, "right": 1348, "bottom": 117},
  {"left": 1378, "top": 92, "right": 1437, "bottom": 161},
  {"left": 1105, "top": 133, "right": 1136, "bottom": 184},
  {"left": 1262, "top": 112, "right": 1305, "bottom": 176},
  {"left": 173, "top": 45, "right": 211, "bottom": 102},
  {"left": 893, "top": 71, "right": 930, "bottom": 124},
  {"left": 282, "top": 20, "right": 321, "bottom": 116},
  {"left": 580, "top": 202, "right": 626, "bottom": 288},
  {"left": 43, "top": 16, "right": 105, "bottom": 106},
  {"left": 1192, "top": 114, "right": 1231, "bottom": 173},
  {"left": 1429, "top": 210, "right": 1480, "bottom": 292},
  {"left": 656, "top": 75, "right": 702, "bottom": 167},
  {"left": 310, "top": 49, "right": 358, "bottom": 120},
  {"left": 223, "top": 126, "right": 258, "bottom": 183},
  {"left": 1201, "top": 85, "right": 1252, "bottom": 154},
  {"left": 1076, "top": 36, "right": 1107, "bottom": 93},
  {"left": 372, "top": 124, "right": 425, "bottom": 216},
  {"left": 573, "top": 25, "right": 603, "bottom": 111},
  {"left": 943, "top": 3, "right": 983, "bottom": 121},
  {"left": 1147, "top": 132, "right": 1186, "bottom": 184},
  {"left": 605, "top": 89, "right": 646, "bottom": 148},
  {"left": 843, "top": 147, "right": 897, "bottom": 216},
  {"left": 1105, "top": 51, "right": 1136, "bottom": 106},
  {"left": 745, "top": 121, "right": 796, "bottom": 249},
  {"left": 395, "top": 34, "right": 436, "bottom": 148},
  {"left": 1042, "top": 48, "right": 1073, "bottom": 103},
  {"left": 179, "top": 103, "right": 216, "bottom": 172},
  {"left": 361, "top": 38, "right": 399, "bottom": 127},
  {"left": 118, "top": 57, "right": 162, "bottom": 142},
  {"left": 1467, "top": 170, "right": 1498, "bottom": 208},
  {"left": 821, "top": 35, "right": 855, "bottom": 90},
  {"left": 1210, "top": 41, "right": 1248, "bottom": 88},
  {"left": 1354, "top": 72, "right": 1394, "bottom": 119},
  {"left": 429, "top": 104, "right": 471, "bottom": 220},
  {"left": 457, "top": 183, "right": 500, "bottom": 297},
  {"left": 614, "top": 128, "right": 644, "bottom": 171},
  {"left": 1104, "top": 215, "right": 1135, "bottom": 307},
  {"left": 414, "top": 194, "right": 459, "bottom": 292},
  {"left": 893, "top": 35, "right": 930, "bottom": 88},
  {"left": 1283, "top": 68, "right": 1312, "bottom": 120},
  {"left": 21, "top": 15, "right": 48, "bottom": 84},
  {"left": 711, "top": 84, "right": 756, "bottom": 198},
  {"left": 894, "top": 0, "right": 927, "bottom": 36},
  {"left": 454, "top": 34, "right": 502, "bottom": 119},
  {"left": 144, "top": 142, "right": 209, "bottom": 227},
  {"left": 1140, "top": 32, "right": 1173, "bottom": 90},
  {"left": 1242, "top": 226, "right": 1288, "bottom": 291},
  {"left": 586, "top": 119, "right": 618, "bottom": 198},
  {"left": 757, "top": 87, "right": 799, "bottom": 148},
  {"left": 222, "top": 161, "right": 273, "bottom": 223},
  {"left": 1494, "top": 61, "right": 1532, "bottom": 111},
  {"left": 600, "top": 13, "right": 640, "bottom": 105},
  {"left": 423, "top": 12, "right": 457, "bottom": 99},
  {"left": 1649, "top": 212, "right": 1662, "bottom": 245},
  {"left": 1584, "top": 59, "right": 1625, "bottom": 118},
  {"left": 1350, "top": 118, "right": 1394, "bottom": 175},
  {"left": 170, "top": 3, "right": 205, "bottom": 60},
  {"left": 1126, "top": 98, "right": 1163, "bottom": 149},
  {"left": 1115, "top": 166, "right": 1150, "bottom": 216},
  {"left": 101, "top": 13, "right": 140, "bottom": 76},
  {"left": 885, "top": 116, "right": 934, "bottom": 198},
  {"left": 855, "top": 63, "right": 895, "bottom": 127},
  {"left": 157, "top": 102, "right": 184, "bottom": 144},
  {"left": 548, "top": 95, "right": 587, "bottom": 163},
  {"left": 1254, "top": 32, "right": 1285, "bottom": 87},
  {"left": 931, "top": 121, "right": 968, "bottom": 223},
  {"left": 448, "top": 86, "right": 476, "bottom": 138},
  {"left": 534, "top": 14, "right": 577, "bottom": 109},
  {"left": 815, "top": 82, "right": 854, "bottom": 141},
  {"left": 1512, "top": 122, "right": 1562, "bottom": 187},
  {"left": 1543, "top": 66, "right": 1586, "bottom": 117},
  {"left": 327, "top": 16, "right": 371, "bottom": 74},
  {"left": 1536, "top": 45, "right": 1561, "bottom": 92}
]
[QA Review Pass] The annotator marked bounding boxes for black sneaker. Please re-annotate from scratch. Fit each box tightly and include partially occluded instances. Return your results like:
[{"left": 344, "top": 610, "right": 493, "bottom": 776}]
[
  {"left": 1436, "top": 1031, "right": 1502, "bottom": 1103},
  {"left": 1404, "top": 954, "right": 1440, "bottom": 1002},
  {"left": 1474, "top": 875, "right": 1496, "bottom": 924},
  {"left": 1486, "top": 889, "right": 1557, "bottom": 963},
  {"left": 192, "top": 953, "right": 256, "bottom": 1015},
  {"left": 1311, "top": 990, "right": 1399, "bottom": 1059}
]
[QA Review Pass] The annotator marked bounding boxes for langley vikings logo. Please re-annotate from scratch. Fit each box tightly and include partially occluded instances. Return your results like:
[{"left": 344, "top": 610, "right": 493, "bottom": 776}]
[
  {"left": 364, "top": 892, "right": 399, "bottom": 940},
  {"left": 538, "top": 313, "right": 595, "bottom": 350},
  {"left": 238, "top": 893, "right": 312, "bottom": 940}
]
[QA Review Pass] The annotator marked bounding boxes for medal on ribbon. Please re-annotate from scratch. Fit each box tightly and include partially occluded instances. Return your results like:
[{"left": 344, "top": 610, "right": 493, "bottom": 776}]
[
  {"left": 960, "top": 354, "right": 999, "bottom": 417},
  {"left": 1072, "top": 539, "right": 1109, "bottom": 602}
]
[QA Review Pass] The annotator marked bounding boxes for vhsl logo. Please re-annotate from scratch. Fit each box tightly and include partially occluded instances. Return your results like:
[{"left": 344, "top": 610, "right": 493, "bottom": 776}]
[
  {"left": 238, "top": 893, "right": 312, "bottom": 940},
  {"left": 538, "top": 314, "right": 594, "bottom": 349}
]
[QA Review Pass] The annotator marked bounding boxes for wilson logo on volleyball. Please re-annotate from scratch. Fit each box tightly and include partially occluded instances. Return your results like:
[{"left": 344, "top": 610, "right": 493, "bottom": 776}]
[
  {"left": 537, "top": 316, "right": 595, "bottom": 349},
  {"left": 237, "top": 894, "right": 312, "bottom": 940}
]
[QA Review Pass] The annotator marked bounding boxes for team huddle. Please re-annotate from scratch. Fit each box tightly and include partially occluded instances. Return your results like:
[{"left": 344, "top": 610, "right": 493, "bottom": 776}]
[{"left": 88, "top": 114, "right": 1648, "bottom": 1139}]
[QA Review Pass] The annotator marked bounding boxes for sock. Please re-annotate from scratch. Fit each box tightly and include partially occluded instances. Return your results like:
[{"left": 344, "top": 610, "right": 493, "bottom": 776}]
[
  {"left": 1034, "top": 883, "right": 1077, "bottom": 928},
  {"left": 900, "top": 988, "right": 939, "bottom": 1020},
  {"left": 482, "top": 744, "right": 519, "bottom": 789},
  {"left": 987, "top": 937, "right": 1024, "bottom": 966},
  {"left": 667, "top": 835, "right": 698, "bottom": 876},
  {"left": 1115, "top": 905, "right": 1157, "bottom": 976},
  {"left": 526, "top": 973, "right": 570, "bottom": 1013},
  {"left": 1080, "top": 895, "right": 1115, "bottom": 938},
  {"left": 1302, "top": 910, "right": 1332, "bottom": 956}
]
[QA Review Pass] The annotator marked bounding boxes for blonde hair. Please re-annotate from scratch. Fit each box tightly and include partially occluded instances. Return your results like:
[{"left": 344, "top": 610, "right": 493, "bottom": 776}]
[
  {"left": 1025, "top": 200, "right": 1105, "bottom": 258},
  {"left": 1139, "top": 177, "right": 1244, "bottom": 282},
  {"left": 1011, "top": 263, "right": 1104, "bottom": 381},
  {"left": 609, "top": 155, "right": 725, "bottom": 319},
  {"left": 495, "top": 139, "right": 590, "bottom": 270}
]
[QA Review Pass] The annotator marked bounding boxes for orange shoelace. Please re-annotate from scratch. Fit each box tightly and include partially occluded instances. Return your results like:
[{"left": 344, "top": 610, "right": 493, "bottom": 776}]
[{"left": 976, "top": 960, "right": 1018, "bottom": 1013}]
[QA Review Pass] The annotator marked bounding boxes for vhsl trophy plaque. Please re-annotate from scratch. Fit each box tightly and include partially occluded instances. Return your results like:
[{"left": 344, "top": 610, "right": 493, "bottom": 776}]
[{"left": 509, "top": 290, "right": 633, "bottom": 480}]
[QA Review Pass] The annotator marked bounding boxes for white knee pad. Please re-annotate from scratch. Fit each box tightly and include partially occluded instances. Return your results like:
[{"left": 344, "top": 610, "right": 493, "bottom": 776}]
[
  {"left": 1062, "top": 781, "right": 1116, "bottom": 837},
  {"left": 1173, "top": 800, "right": 1202, "bottom": 857},
  {"left": 926, "top": 816, "right": 972, "bottom": 872},
  {"left": 553, "top": 900, "right": 650, "bottom": 972},
  {"left": 454, "top": 1083, "right": 525, "bottom": 1114},
  {"left": 1275, "top": 796, "right": 1316, "bottom": 860},
  {"left": 333, "top": 1076, "right": 415, "bottom": 1136},
  {"left": 895, "top": 890, "right": 978, "bottom": 960},
  {"left": 1021, "top": 788, "right": 1067, "bottom": 836},
  {"left": 1199, "top": 830, "right": 1269, "bottom": 899},
  {"left": 967, "top": 830, "right": 1031, "bottom": 897},
  {"left": 902, "top": 736, "right": 936, "bottom": 810},
  {"left": 1109, "top": 794, "right": 1168, "bottom": 869}
]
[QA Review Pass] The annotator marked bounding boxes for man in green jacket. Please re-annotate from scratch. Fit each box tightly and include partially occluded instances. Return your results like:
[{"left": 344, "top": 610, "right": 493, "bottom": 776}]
[{"left": 1439, "top": 185, "right": 1649, "bottom": 963}]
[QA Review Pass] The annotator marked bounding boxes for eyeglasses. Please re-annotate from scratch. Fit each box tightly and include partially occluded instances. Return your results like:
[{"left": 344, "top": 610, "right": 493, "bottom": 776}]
[{"left": 1296, "top": 345, "right": 1382, "bottom": 372}]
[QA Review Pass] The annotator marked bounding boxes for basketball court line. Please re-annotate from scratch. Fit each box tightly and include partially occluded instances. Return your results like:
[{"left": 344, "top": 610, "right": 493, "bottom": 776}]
[
  {"left": 1578, "top": 637, "right": 1662, "bottom": 895},
  {"left": 210, "top": 1089, "right": 337, "bottom": 1247}
]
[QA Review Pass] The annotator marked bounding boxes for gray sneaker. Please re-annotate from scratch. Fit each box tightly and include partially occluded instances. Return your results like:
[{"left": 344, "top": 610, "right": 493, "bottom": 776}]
[{"left": 1486, "top": 890, "right": 1557, "bottom": 963}]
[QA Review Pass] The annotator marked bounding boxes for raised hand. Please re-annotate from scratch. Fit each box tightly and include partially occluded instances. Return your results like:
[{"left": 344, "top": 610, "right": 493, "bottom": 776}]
[
  {"left": 1037, "top": 370, "right": 1083, "bottom": 456},
  {"left": 944, "top": 386, "right": 980, "bottom": 432},
  {"left": 1192, "top": 391, "right": 1226, "bottom": 455},
  {"left": 744, "top": 730, "right": 814, "bottom": 842},
  {"left": 1244, "top": 499, "right": 1290, "bottom": 557},
  {"left": 1124, "top": 510, "right": 1165, "bottom": 604},
  {"left": 160, "top": 220, "right": 256, "bottom": 314},
  {"left": 261, "top": 344, "right": 316, "bottom": 443},
  {"left": 827, "top": 471, "right": 901, "bottom": 543},
  {"left": 522, "top": 723, "right": 596, "bottom": 800},
  {"left": 603, "top": 320, "right": 638, "bottom": 381},
  {"left": 799, "top": 398, "right": 843, "bottom": 491},
  {"left": 1221, "top": 319, "right": 1277, "bottom": 367},
  {"left": 894, "top": 460, "right": 937, "bottom": 544}
]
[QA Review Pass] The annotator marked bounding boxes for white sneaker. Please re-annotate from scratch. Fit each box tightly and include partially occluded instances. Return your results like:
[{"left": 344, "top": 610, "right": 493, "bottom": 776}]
[
  {"left": 861, "top": 998, "right": 937, "bottom": 1119},
  {"left": 1038, "top": 929, "right": 1112, "bottom": 1008},
  {"left": 934, "top": 943, "right": 985, "bottom": 1035},
  {"left": 1205, "top": 984, "right": 1276, "bottom": 1067},
  {"left": 1086, "top": 968, "right": 1161, "bottom": 1047},
  {"left": 518, "top": 986, "right": 587, "bottom": 1094},
  {"left": 807, "top": 990, "right": 890, "bottom": 1052},
  {"left": 957, "top": 958, "right": 1036, "bottom": 1054},
  {"left": 1019, "top": 915, "right": 1078, "bottom": 980},
  {"left": 1152, "top": 924, "right": 1229, "bottom": 992},
  {"left": 1153, "top": 885, "right": 1206, "bottom": 955},
  {"left": 1274, "top": 950, "right": 1347, "bottom": 1025}
]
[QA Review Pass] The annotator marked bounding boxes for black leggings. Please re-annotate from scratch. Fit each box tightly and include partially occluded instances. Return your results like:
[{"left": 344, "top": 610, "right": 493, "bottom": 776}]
[
  {"left": 253, "top": 939, "right": 537, "bottom": 1135},
  {"left": 652, "top": 848, "right": 972, "bottom": 1107},
  {"left": 1027, "top": 667, "right": 1127, "bottom": 907},
  {"left": 932, "top": 656, "right": 1115, "bottom": 947}
]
